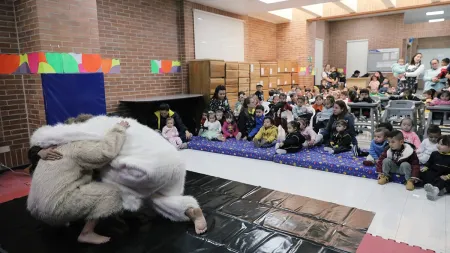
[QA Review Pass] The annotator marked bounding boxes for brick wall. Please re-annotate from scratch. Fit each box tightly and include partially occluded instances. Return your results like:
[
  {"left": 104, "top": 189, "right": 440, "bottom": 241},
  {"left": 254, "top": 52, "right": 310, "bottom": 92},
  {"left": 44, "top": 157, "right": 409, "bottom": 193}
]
[
  {"left": 277, "top": 8, "right": 315, "bottom": 88},
  {"left": 328, "top": 14, "right": 450, "bottom": 69},
  {"left": 97, "top": 0, "right": 183, "bottom": 111},
  {"left": 0, "top": 0, "right": 29, "bottom": 167},
  {"left": 247, "top": 17, "right": 277, "bottom": 61}
]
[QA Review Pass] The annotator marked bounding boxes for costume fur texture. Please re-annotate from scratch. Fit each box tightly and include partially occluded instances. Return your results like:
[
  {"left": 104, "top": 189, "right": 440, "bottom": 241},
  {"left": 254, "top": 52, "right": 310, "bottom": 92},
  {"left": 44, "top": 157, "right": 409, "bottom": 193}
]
[
  {"left": 27, "top": 125, "right": 127, "bottom": 225},
  {"left": 30, "top": 115, "right": 199, "bottom": 222}
]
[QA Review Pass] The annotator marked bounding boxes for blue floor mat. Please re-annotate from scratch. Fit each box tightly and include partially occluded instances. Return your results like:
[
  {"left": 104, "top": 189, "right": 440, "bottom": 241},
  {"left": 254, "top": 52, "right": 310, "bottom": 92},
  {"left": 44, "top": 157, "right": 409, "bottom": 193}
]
[
  {"left": 187, "top": 137, "right": 406, "bottom": 184},
  {"left": 187, "top": 136, "right": 276, "bottom": 161}
]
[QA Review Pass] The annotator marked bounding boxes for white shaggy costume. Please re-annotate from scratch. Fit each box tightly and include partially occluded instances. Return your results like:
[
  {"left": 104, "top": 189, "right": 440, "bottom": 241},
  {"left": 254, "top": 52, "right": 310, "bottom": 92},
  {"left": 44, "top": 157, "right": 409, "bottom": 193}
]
[
  {"left": 30, "top": 115, "right": 199, "bottom": 223},
  {"left": 27, "top": 124, "right": 127, "bottom": 225}
]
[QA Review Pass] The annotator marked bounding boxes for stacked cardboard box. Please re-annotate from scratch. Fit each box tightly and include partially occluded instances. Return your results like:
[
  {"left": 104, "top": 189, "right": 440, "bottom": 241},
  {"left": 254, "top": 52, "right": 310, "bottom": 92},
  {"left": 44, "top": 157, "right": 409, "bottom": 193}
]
[
  {"left": 188, "top": 60, "right": 225, "bottom": 105},
  {"left": 225, "top": 62, "right": 239, "bottom": 109},
  {"left": 249, "top": 62, "right": 261, "bottom": 94}
]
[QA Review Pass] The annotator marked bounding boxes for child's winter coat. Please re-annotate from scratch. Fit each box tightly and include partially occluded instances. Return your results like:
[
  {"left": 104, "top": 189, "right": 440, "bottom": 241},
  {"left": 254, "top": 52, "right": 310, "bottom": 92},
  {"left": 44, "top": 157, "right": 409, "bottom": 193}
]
[
  {"left": 281, "top": 131, "right": 305, "bottom": 153},
  {"left": 376, "top": 143, "right": 420, "bottom": 178},
  {"left": 254, "top": 125, "right": 278, "bottom": 143}
]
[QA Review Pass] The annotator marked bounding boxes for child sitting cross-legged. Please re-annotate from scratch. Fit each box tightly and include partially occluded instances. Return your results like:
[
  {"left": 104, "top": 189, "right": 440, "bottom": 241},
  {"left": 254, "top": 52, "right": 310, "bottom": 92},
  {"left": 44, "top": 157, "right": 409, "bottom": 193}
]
[
  {"left": 222, "top": 112, "right": 242, "bottom": 140},
  {"left": 298, "top": 118, "right": 322, "bottom": 147},
  {"left": 363, "top": 128, "right": 389, "bottom": 166},
  {"left": 377, "top": 130, "right": 420, "bottom": 191},
  {"left": 292, "top": 96, "right": 314, "bottom": 121},
  {"left": 323, "top": 119, "right": 352, "bottom": 154},
  {"left": 417, "top": 125, "right": 441, "bottom": 164},
  {"left": 420, "top": 135, "right": 450, "bottom": 200},
  {"left": 399, "top": 118, "right": 421, "bottom": 150},
  {"left": 275, "top": 121, "right": 305, "bottom": 154},
  {"left": 201, "top": 111, "right": 225, "bottom": 141},
  {"left": 253, "top": 117, "right": 278, "bottom": 148}
]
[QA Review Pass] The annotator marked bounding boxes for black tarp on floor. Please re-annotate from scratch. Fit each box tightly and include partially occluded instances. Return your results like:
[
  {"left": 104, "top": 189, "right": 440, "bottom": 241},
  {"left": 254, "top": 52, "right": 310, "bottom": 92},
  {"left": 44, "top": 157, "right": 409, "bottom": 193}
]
[{"left": 0, "top": 171, "right": 374, "bottom": 253}]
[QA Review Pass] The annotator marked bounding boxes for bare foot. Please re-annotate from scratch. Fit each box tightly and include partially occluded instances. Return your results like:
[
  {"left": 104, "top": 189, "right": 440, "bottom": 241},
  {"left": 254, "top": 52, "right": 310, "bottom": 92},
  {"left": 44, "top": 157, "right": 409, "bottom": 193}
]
[
  {"left": 186, "top": 208, "right": 207, "bottom": 234},
  {"left": 77, "top": 232, "right": 111, "bottom": 244}
]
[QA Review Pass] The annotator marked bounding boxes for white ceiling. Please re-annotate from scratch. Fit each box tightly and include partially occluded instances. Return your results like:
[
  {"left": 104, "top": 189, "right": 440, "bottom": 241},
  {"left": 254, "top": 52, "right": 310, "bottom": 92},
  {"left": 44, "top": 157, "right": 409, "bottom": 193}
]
[
  {"left": 404, "top": 5, "right": 450, "bottom": 24},
  {"left": 188, "top": 0, "right": 337, "bottom": 15}
]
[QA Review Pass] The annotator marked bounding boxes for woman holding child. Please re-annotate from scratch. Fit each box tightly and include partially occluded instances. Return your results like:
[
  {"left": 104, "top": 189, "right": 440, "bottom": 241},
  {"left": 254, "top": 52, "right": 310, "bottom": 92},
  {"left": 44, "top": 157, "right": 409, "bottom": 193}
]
[{"left": 398, "top": 53, "right": 425, "bottom": 93}]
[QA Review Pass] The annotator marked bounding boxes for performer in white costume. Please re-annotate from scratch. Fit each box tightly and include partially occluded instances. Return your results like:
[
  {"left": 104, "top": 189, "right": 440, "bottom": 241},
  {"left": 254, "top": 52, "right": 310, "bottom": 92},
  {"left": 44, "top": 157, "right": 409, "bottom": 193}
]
[{"left": 29, "top": 115, "right": 207, "bottom": 238}]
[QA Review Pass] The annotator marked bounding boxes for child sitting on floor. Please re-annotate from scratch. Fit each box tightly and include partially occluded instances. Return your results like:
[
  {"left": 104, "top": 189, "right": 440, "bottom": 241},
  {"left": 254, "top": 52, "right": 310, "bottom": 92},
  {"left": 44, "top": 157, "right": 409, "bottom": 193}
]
[
  {"left": 314, "top": 96, "right": 334, "bottom": 132},
  {"left": 417, "top": 125, "right": 441, "bottom": 164},
  {"left": 377, "top": 130, "right": 419, "bottom": 190},
  {"left": 234, "top": 91, "right": 246, "bottom": 117},
  {"left": 400, "top": 118, "right": 421, "bottom": 150},
  {"left": 201, "top": 111, "right": 224, "bottom": 141},
  {"left": 222, "top": 112, "right": 242, "bottom": 140},
  {"left": 255, "top": 84, "right": 264, "bottom": 102},
  {"left": 275, "top": 121, "right": 305, "bottom": 154},
  {"left": 292, "top": 97, "right": 314, "bottom": 121},
  {"left": 198, "top": 110, "right": 208, "bottom": 136},
  {"left": 363, "top": 128, "right": 389, "bottom": 166},
  {"left": 323, "top": 119, "right": 352, "bottom": 154},
  {"left": 298, "top": 118, "right": 322, "bottom": 147},
  {"left": 162, "top": 117, "right": 186, "bottom": 150},
  {"left": 253, "top": 117, "right": 278, "bottom": 148},
  {"left": 248, "top": 105, "right": 265, "bottom": 139},
  {"left": 429, "top": 90, "right": 450, "bottom": 106},
  {"left": 420, "top": 135, "right": 450, "bottom": 200},
  {"left": 312, "top": 95, "right": 324, "bottom": 112},
  {"left": 216, "top": 109, "right": 225, "bottom": 125}
]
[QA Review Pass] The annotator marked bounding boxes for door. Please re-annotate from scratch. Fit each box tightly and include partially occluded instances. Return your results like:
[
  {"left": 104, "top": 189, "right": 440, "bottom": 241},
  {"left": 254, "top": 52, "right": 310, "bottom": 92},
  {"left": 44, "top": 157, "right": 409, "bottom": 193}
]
[
  {"left": 346, "top": 39, "right": 369, "bottom": 78},
  {"left": 315, "top": 39, "right": 324, "bottom": 86}
]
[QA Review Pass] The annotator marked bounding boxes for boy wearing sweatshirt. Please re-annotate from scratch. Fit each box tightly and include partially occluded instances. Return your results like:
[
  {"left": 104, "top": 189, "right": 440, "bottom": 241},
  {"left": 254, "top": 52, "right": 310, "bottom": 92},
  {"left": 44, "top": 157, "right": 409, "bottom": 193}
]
[
  {"left": 363, "top": 128, "right": 389, "bottom": 166},
  {"left": 248, "top": 105, "right": 265, "bottom": 138}
]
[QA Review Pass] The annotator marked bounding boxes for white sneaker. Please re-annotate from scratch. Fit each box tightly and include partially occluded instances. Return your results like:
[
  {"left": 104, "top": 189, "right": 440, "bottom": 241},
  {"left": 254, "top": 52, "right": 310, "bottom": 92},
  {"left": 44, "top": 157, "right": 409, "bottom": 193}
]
[{"left": 276, "top": 149, "right": 287, "bottom": 154}]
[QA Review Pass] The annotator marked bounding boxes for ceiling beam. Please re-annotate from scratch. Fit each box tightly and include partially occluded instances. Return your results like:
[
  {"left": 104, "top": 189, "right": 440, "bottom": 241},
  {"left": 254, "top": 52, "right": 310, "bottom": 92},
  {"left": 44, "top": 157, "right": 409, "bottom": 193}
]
[
  {"left": 333, "top": 0, "right": 357, "bottom": 13},
  {"left": 299, "top": 4, "right": 323, "bottom": 17},
  {"left": 380, "top": 0, "right": 396, "bottom": 8},
  {"left": 307, "top": 1, "right": 450, "bottom": 21}
]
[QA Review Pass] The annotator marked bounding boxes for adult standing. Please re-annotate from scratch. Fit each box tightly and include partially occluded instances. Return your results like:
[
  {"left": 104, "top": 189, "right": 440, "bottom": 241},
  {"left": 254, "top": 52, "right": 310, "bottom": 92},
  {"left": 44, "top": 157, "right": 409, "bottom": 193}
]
[
  {"left": 321, "top": 64, "right": 335, "bottom": 87},
  {"left": 209, "top": 85, "right": 230, "bottom": 113},
  {"left": 399, "top": 53, "right": 425, "bottom": 93},
  {"left": 423, "top": 59, "right": 443, "bottom": 98},
  {"left": 151, "top": 103, "right": 192, "bottom": 145}
]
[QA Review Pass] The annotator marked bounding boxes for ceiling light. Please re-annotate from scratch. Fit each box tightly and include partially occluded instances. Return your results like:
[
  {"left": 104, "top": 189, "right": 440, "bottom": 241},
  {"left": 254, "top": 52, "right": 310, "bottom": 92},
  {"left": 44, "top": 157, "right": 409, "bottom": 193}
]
[
  {"left": 259, "top": 0, "right": 288, "bottom": 4},
  {"left": 426, "top": 11, "right": 444, "bottom": 16},
  {"left": 429, "top": 18, "right": 445, "bottom": 23}
]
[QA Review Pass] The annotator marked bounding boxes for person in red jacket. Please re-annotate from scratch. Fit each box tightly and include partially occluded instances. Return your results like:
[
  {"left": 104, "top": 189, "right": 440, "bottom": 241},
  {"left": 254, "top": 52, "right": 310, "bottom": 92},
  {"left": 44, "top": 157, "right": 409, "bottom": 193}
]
[{"left": 377, "top": 130, "right": 420, "bottom": 191}]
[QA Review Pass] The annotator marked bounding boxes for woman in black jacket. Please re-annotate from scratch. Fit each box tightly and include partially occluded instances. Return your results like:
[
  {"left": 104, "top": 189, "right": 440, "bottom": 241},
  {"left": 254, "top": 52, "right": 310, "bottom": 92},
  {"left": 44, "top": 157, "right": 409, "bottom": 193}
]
[{"left": 237, "top": 97, "right": 257, "bottom": 140}]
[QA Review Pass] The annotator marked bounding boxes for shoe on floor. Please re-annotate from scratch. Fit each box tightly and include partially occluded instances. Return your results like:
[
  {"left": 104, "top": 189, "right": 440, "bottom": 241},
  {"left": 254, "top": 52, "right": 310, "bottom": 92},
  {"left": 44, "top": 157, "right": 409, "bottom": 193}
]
[
  {"left": 179, "top": 143, "right": 188, "bottom": 149},
  {"left": 276, "top": 149, "right": 287, "bottom": 154},
  {"left": 424, "top": 183, "right": 439, "bottom": 200},
  {"left": 405, "top": 179, "right": 415, "bottom": 191},
  {"left": 378, "top": 174, "right": 389, "bottom": 185}
]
